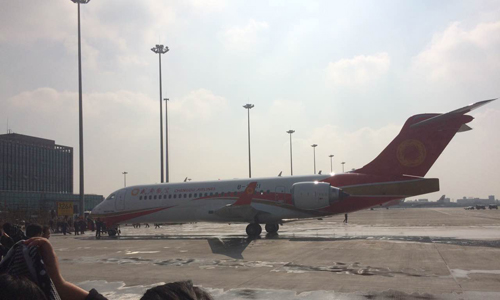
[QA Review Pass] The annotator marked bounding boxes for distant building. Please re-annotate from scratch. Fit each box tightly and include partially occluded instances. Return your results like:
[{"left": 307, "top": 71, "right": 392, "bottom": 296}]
[
  {"left": 0, "top": 133, "right": 73, "bottom": 193},
  {"left": 418, "top": 199, "right": 429, "bottom": 202},
  {"left": 457, "top": 196, "right": 496, "bottom": 206},
  {"left": 0, "top": 133, "right": 103, "bottom": 218}
]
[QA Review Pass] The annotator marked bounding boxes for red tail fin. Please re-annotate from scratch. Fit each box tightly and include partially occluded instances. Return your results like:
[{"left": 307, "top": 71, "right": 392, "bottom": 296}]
[{"left": 355, "top": 99, "right": 495, "bottom": 177}]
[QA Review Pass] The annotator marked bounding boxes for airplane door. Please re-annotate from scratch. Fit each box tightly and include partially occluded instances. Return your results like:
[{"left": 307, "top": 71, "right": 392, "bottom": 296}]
[
  {"left": 275, "top": 186, "right": 285, "bottom": 203},
  {"left": 115, "top": 189, "right": 126, "bottom": 211}
]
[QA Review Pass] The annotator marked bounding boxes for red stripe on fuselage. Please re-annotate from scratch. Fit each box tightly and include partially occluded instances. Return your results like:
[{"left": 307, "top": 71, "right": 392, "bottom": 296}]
[{"left": 100, "top": 206, "right": 175, "bottom": 227}]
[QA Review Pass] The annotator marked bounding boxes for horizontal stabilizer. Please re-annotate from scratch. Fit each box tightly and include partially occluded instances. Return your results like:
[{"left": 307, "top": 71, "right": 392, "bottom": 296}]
[
  {"left": 342, "top": 178, "right": 439, "bottom": 197},
  {"left": 458, "top": 124, "right": 472, "bottom": 132},
  {"left": 410, "top": 99, "right": 496, "bottom": 129}
]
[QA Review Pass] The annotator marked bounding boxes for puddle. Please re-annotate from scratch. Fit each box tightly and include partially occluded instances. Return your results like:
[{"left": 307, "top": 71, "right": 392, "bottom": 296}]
[
  {"left": 125, "top": 251, "right": 160, "bottom": 255},
  {"left": 451, "top": 269, "right": 500, "bottom": 279}
]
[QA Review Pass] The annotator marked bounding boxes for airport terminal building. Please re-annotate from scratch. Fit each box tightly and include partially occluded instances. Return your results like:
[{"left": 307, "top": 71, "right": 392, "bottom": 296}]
[
  {"left": 0, "top": 133, "right": 103, "bottom": 219},
  {"left": 0, "top": 133, "right": 73, "bottom": 193}
]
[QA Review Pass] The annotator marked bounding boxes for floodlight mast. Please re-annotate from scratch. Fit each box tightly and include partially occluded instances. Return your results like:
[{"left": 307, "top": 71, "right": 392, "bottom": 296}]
[
  {"left": 286, "top": 130, "right": 295, "bottom": 175},
  {"left": 329, "top": 154, "right": 334, "bottom": 172},
  {"left": 243, "top": 104, "right": 254, "bottom": 178},
  {"left": 70, "top": 0, "right": 90, "bottom": 216},
  {"left": 311, "top": 144, "right": 318, "bottom": 174},
  {"left": 151, "top": 44, "right": 169, "bottom": 182},
  {"left": 122, "top": 172, "right": 128, "bottom": 187},
  {"left": 164, "top": 98, "right": 170, "bottom": 183}
]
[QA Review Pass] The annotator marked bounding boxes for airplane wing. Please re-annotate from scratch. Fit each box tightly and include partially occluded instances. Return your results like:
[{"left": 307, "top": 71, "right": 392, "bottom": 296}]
[{"left": 214, "top": 182, "right": 270, "bottom": 222}]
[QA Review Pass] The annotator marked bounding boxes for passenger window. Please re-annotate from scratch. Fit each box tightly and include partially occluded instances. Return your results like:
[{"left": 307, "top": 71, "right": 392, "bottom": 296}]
[
  {"left": 184, "top": 194, "right": 187, "bottom": 198},
  {"left": 189, "top": 193, "right": 192, "bottom": 197},
  {"left": 204, "top": 193, "right": 208, "bottom": 197},
  {"left": 149, "top": 195, "right": 152, "bottom": 200},
  {"left": 154, "top": 195, "right": 157, "bottom": 200},
  {"left": 174, "top": 195, "right": 177, "bottom": 199},
  {"left": 210, "top": 192, "right": 213, "bottom": 196},
  {"left": 139, "top": 196, "right": 142, "bottom": 200},
  {"left": 194, "top": 193, "right": 197, "bottom": 197},
  {"left": 168, "top": 195, "right": 172, "bottom": 199}
]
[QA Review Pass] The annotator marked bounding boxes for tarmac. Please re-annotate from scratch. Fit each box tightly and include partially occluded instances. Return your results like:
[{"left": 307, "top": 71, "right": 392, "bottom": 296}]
[{"left": 50, "top": 208, "right": 500, "bottom": 299}]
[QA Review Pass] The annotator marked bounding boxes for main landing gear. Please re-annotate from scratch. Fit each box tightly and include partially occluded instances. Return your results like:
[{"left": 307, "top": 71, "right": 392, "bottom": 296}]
[
  {"left": 246, "top": 223, "right": 262, "bottom": 236},
  {"left": 108, "top": 227, "right": 120, "bottom": 237},
  {"left": 265, "top": 224, "right": 279, "bottom": 234},
  {"left": 245, "top": 223, "right": 280, "bottom": 236}
]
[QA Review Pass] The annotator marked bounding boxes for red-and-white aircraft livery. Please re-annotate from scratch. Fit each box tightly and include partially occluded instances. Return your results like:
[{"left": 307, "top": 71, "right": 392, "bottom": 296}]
[{"left": 91, "top": 99, "right": 496, "bottom": 236}]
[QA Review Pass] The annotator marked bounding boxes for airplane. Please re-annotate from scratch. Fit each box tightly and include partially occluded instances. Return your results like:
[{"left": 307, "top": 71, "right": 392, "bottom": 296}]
[
  {"left": 91, "top": 99, "right": 496, "bottom": 236},
  {"left": 401, "top": 194, "right": 447, "bottom": 208}
]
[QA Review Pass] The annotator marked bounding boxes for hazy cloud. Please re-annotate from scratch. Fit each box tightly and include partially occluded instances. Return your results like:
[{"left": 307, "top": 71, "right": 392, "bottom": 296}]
[
  {"left": 221, "top": 19, "right": 269, "bottom": 53},
  {"left": 169, "top": 89, "right": 228, "bottom": 121},
  {"left": 412, "top": 21, "right": 500, "bottom": 83},
  {"left": 326, "top": 53, "right": 391, "bottom": 87}
]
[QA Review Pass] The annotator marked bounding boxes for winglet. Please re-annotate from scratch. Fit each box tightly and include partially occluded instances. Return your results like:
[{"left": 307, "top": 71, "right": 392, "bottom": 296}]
[{"left": 233, "top": 182, "right": 258, "bottom": 206}]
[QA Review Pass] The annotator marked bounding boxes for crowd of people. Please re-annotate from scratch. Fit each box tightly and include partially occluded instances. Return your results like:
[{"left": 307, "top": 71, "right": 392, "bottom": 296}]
[{"left": 0, "top": 220, "right": 213, "bottom": 299}]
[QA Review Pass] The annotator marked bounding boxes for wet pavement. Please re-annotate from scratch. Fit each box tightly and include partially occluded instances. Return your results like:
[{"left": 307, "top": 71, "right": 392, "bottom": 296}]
[{"left": 50, "top": 208, "right": 500, "bottom": 299}]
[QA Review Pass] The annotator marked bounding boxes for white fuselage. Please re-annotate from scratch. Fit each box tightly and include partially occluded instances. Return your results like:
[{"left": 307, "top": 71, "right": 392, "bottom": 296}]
[{"left": 91, "top": 175, "right": 331, "bottom": 225}]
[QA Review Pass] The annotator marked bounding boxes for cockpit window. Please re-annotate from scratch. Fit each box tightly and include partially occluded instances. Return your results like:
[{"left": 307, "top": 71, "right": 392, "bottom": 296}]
[{"left": 106, "top": 194, "right": 115, "bottom": 201}]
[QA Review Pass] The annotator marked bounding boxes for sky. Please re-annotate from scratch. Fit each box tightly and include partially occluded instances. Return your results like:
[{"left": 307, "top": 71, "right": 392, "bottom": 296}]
[{"left": 1, "top": 0, "right": 499, "bottom": 201}]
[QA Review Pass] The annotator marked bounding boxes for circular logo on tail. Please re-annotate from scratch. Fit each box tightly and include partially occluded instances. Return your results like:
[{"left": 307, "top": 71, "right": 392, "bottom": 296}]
[{"left": 397, "top": 139, "right": 426, "bottom": 167}]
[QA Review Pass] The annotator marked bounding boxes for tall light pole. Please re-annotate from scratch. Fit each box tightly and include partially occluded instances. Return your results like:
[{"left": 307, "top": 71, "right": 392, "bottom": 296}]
[
  {"left": 286, "top": 130, "right": 295, "bottom": 175},
  {"left": 341, "top": 162, "right": 345, "bottom": 173},
  {"left": 329, "top": 154, "right": 334, "bottom": 173},
  {"left": 163, "top": 98, "right": 170, "bottom": 182},
  {"left": 71, "top": 0, "right": 90, "bottom": 216},
  {"left": 122, "top": 172, "right": 128, "bottom": 187},
  {"left": 243, "top": 104, "right": 254, "bottom": 178},
  {"left": 151, "top": 44, "right": 169, "bottom": 183},
  {"left": 311, "top": 144, "right": 318, "bottom": 174}
]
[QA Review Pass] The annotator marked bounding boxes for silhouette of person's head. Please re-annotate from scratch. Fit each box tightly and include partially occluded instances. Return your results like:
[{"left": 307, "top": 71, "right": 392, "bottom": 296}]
[
  {"left": 0, "top": 273, "right": 48, "bottom": 300},
  {"left": 26, "top": 224, "right": 43, "bottom": 238},
  {"left": 42, "top": 225, "right": 50, "bottom": 239},
  {"left": 140, "top": 280, "right": 212, "bottom": 300}
]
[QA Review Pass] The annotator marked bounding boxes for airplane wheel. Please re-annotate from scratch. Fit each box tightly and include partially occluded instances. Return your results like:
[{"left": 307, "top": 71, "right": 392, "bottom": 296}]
[
  {"left": 246, "top": 223, "right": 262, "bottom": 236},
  {"left": 265, "top": 224, "right": 279, "bottom": 234},
  {"left": 108, "top": 229, "right": 117, "bottom": 237}
]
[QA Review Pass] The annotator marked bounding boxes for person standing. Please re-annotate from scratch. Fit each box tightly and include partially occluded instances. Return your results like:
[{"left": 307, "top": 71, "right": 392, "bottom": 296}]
[
  {"left": 79, "top": 219, "right": 85, "bottom": 234},
  {"left": 96, "top": 218, "right": 102, "bottom": 239},
  {"left": 74, "top": 219, "right": 79, "bottom": 235},
  {"left": 343, "top": 213, "right": 348, "bottom": 224},
  {"left": 61, "top": 219, "right": 68, "bottom": 235}
]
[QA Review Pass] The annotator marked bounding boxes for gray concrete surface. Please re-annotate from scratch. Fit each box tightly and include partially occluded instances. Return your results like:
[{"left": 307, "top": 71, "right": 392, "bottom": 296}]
[{"left": 49, "top": 208, "right": 500, "bottom": 299}]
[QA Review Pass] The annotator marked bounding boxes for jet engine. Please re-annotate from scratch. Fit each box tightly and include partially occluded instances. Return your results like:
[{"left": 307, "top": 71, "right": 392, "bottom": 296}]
[{"left": 291, "top": 182, "right": 348, "bottom": 210}]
